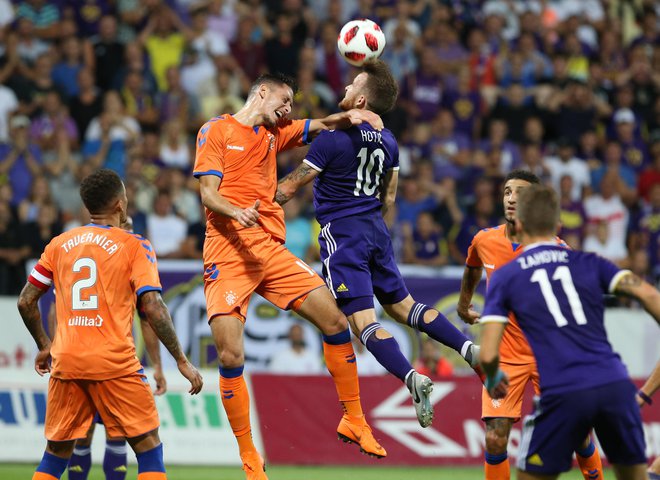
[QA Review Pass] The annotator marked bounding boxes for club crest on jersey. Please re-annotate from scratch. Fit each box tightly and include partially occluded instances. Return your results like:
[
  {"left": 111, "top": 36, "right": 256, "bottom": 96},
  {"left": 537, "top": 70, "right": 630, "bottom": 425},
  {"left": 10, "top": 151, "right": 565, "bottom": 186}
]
[
  {"left": 225, "top": 290, "right": 237, "bottom": 306},
  {"left": 491, "top": 398, "right": 502, "bottom": 408},
  {"left": 266, "top": 132, "right": 275, "bottom": 151}
]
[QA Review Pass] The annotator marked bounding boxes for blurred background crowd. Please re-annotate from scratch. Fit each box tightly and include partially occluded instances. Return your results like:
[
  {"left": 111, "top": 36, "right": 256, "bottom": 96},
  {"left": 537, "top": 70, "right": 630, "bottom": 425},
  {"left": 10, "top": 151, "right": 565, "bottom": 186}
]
[{"left": 0, "top": 0, "right": 659, "bottom": 300}]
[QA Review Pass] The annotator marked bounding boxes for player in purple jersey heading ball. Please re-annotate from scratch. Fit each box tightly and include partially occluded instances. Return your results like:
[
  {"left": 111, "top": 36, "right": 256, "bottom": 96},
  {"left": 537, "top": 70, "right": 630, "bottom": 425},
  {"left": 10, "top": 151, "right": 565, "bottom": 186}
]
[
  {"left": 480, "top": 184, "right": 660, "bottom": 480},
  {"left": 277, "top": 60, "right": 484, "bottom": 429}
]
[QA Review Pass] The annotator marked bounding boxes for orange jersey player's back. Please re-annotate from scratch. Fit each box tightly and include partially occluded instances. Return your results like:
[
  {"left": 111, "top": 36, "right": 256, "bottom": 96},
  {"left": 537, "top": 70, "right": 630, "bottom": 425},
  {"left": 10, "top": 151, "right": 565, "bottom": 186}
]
[
  {"left": 193, "top": 114, "right": 311, "bottom": 243},
  {"left": 466, "top": 224, "right": 568, "bottom": 365},
  {"left": 28, "top": 224, "right": 161, "bottom": 380}
]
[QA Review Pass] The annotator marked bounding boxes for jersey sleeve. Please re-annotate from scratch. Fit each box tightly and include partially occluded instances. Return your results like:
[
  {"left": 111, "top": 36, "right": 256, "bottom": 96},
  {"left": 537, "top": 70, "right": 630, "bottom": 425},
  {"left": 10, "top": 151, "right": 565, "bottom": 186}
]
[
  {"left": 28, "top": 241, "right": 55, "bottom": 290},
  {"left": 481, "top": 269, "right": 510, "bottom": 324},
  {"left": 275, "top": 118, "right": 311, "bottom": 152},
  {"left": 130, "top": 238, "right": 162, "bottom": 298},
  {"left": 302, "top": 130, "right": 335, "bottom": 172},
  {"left": 193, "top": 119, "right": 226, "bottom": 179},
  {"left": 465, "top": 231, "right": 483, "bottom": 268},
  {"left": 594, "top": 254, "right": 631, "bottom": 294},
  {"left": 390, "top": 139, "right": 400, "bottom": 171}
]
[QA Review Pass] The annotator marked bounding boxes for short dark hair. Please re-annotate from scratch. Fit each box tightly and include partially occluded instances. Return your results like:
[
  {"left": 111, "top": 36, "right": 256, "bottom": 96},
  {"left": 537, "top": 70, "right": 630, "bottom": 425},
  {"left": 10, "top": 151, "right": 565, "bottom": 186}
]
[
  {"left": 249, "top": 73, "right": 297, "bottom": 98},
  {"left": 517, "top": 184, "right": 559, "bottom": 236},
  {"left": 80, "top": 169, "right": 124, "bottom": 214},
  {"left": 504, "top": 169, "right": 540, "bottom": 186},
  {"left": 361, "top": 60, "right": 398, "bottom": 115}
]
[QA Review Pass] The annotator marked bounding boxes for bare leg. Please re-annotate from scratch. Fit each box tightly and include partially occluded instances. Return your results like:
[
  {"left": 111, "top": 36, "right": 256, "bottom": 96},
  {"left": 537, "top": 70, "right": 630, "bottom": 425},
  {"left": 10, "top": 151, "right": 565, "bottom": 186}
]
[{"left": 611, "top": 464, "right": 651, "bottom": 480}]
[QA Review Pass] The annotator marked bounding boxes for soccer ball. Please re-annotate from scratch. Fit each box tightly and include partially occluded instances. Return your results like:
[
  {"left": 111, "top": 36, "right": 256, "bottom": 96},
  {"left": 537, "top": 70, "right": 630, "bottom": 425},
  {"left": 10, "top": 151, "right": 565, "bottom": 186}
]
[{"left": 337, "top": 19, "right": 386, "bottom": 67}]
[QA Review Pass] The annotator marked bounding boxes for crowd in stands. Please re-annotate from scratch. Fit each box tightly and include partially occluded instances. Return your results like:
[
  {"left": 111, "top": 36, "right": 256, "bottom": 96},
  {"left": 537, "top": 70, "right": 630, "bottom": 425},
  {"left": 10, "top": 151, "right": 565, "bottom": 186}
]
[{"left": 0, "top": 0, "right": 659, "bottom": 299}]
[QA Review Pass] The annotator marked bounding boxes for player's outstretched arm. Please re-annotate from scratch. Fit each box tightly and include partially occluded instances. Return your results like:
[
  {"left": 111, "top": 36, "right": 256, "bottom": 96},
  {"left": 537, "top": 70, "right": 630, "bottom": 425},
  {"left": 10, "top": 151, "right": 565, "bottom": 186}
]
[
  {"left": 17, "top": 282, "right": 52, "bottom": 376},
  {"left": 637, "top": 360, "right": 660, "bottom": 407},
  {"left": 198, "top": 174, "right": 260, "bottom": 227},
  {"left": 307, "top": 109, "right": 383, "bottom": 140},
  {"left": 457, "top": 266, "right": 483, "bottom": 324},
  {"left": 139, "top": 291, "right": 203, "bottom": 395},
  {"left": 614, "top": 272, "right": 660, "bottom": 325},
  {"left": 276, "top": 162, "right": 319, "bottom": 205},
  {"left": 139, "top": 315, "right": 167, "bottom": 395}
]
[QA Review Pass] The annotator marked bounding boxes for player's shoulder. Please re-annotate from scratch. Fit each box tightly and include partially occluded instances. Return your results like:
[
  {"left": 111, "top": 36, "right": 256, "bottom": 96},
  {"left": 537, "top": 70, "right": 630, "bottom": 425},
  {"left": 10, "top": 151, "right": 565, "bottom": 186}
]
[
  {"left": 198, "top": 115, "right": 231, "bottom": 136},
  {"left": 472, "top": 224, "right": 505, "bottom": 243}
]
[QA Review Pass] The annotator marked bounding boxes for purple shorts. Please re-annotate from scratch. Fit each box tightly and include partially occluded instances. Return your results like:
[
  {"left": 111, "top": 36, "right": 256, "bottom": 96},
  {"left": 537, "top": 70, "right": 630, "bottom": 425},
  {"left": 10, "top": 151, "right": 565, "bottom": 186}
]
[
  {"left": 518, "top": 380, "right": 646, "bottom": 475},
  {"left": 318, "top": 213, "right": 409, "bottom": 315}
]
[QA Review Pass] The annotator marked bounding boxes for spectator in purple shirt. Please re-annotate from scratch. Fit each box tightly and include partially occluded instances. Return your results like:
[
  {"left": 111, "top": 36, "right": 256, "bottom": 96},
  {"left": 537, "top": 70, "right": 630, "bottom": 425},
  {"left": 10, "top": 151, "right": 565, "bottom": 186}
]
[
  {"left": 403, "top": 211, "right": 448, "bottom": 266},
  {"left": 442, "top": 67, "right": 481, "bottom": 140},
  {"left": 429, "top": 109, "right": 471, "bottom": 181},
  {"left": 610, "top": 108, "right": 650, "bottom": 172},
  {"left": 30, "top": 91, "right": 79, "bottom": 153},
  {"left": 558, "top": 175, "right": 587, "bottom": 249},
  {"left": 400, "top": 49, "right": 443, "bottom": 122},
  {"left": 0, "top": 116, "right": 43, "bottom": 205},
  {"left": 479, "top": 118, "right": 521, "bottom": 173}
]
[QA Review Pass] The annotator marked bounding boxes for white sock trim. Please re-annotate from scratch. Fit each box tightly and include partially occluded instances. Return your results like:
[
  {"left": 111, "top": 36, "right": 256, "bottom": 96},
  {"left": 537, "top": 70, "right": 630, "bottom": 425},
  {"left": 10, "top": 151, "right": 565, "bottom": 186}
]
[
  {"left": 460, "top": 340, "right": 473, "bottom": 359},
  {"left": 105, "top": 443, "right": 127, "bottom": 455},
  {"left": 73, "top": 447, "right": 91, "bottom": 456},
  {"left": 404, "top": 369, "right": 415, "bottom": 384}
]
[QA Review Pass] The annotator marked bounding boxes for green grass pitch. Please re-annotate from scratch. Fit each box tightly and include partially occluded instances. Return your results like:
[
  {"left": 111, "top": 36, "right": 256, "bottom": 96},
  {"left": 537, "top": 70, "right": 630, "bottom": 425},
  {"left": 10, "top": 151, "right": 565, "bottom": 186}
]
[{"left": 0, "top": 463, "right": 617, "bottom": 479}]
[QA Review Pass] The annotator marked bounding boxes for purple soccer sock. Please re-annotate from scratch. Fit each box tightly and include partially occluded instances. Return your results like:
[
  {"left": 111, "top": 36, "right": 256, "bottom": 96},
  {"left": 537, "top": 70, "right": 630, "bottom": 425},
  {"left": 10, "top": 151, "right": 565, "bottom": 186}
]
[
  {"left": 408, "top": 302, "right": 472, "bottom": 356},
  {"left": 103, "top": 440, "right": 128, "bottom": 480},
  {"left": 361, "top": 322, "right": 414, "bottom": 382},
  {"left": 67, "top": 446, "right": 91, "bottom": 480}
]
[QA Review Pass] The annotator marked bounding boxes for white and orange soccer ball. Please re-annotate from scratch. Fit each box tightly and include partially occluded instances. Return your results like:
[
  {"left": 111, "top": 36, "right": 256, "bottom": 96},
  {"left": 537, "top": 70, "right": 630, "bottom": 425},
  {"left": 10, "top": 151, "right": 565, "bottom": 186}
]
[{"left": 337, "top": 19, "right": 386, "bottom": 67}]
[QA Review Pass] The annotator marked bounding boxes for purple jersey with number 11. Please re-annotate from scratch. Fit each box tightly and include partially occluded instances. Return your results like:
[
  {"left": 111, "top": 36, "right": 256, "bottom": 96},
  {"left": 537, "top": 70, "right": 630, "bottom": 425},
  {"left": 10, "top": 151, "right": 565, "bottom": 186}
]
[
  {"left": 303, "top": 125, "right": 399, "bottom": 225},
  {"left": 482, "top": 242, "right": 631, "bottom": 395}
]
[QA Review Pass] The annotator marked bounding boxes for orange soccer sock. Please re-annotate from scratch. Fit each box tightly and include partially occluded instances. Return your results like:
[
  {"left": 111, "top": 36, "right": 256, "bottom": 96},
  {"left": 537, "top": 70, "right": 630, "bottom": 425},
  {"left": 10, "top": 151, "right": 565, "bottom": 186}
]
[
  {"left": 576, "top": 439, "right": 604, "bottom": 480},
  {"left": 485, "top": 452, "right": 510, "bottom": 480},
  {"left": 32, "top": 474, "right": 59, "bottom": 480},
  {"left": 219, "top": 366, "right": 256, "bottom": 455},
  {"left": 322, "top": 330, "right": 362, "bottom": 418},
  {"left": 137, "top": 473, "right": 167, "bottom": 480}
]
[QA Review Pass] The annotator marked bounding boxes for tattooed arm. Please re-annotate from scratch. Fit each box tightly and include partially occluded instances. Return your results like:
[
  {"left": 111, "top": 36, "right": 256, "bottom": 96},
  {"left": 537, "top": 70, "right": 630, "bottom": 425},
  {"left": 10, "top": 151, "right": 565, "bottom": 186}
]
[
  {"left": 275, "top": 162, "right": 319, "bottom": 205},
  {"left": 139, "top": 290, "right": 203, "bottom": 394},
  {"left": 17, "top": 282, "right": 51, "bottom": 375},
  {"left": 614, "top": 272, "right": 660, "bottom": 325}
]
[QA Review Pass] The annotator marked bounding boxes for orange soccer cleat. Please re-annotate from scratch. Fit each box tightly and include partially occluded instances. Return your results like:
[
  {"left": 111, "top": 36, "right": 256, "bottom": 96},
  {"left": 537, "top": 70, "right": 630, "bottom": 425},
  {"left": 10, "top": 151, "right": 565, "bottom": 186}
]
[
  {"left": 337, "top": 415, "right": 387, "bottom": 459},
  {"left": 240, "top": 451, "right": 268, "bottom": 480}
]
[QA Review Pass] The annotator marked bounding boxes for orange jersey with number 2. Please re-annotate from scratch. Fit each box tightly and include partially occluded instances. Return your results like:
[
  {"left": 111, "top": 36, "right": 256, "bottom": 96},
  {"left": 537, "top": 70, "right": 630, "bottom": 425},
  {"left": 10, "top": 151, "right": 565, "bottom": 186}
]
[{"left": 29, "top": 224, "right": 162, "bottom": 380}]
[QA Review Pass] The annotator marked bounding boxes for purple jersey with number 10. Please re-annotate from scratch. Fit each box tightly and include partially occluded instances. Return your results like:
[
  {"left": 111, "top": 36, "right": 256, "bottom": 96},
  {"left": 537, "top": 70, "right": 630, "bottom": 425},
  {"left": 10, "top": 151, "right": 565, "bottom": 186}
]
[
  {"left": 482, "top": 242, "right": 631, "bottom": 395},
  {"left": 303, "top": 125, "right": 399, "bottom": 225}
]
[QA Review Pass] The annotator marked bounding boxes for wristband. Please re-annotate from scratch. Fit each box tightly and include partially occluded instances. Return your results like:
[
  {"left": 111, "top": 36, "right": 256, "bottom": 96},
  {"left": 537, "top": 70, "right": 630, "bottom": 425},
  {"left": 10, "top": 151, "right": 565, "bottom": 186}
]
[{"left": 638, "top": 390, "right": 653, "bottom": 406}]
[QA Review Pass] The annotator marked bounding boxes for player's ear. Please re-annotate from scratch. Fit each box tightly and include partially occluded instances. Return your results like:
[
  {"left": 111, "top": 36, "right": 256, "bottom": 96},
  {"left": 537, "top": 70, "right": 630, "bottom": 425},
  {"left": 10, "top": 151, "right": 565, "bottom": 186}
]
[
  {"left": 356, "top": 94, "right": 367, "bottom": 109},
  {"left": 258, "top": 84, "right": 268, "bottom": 99}
]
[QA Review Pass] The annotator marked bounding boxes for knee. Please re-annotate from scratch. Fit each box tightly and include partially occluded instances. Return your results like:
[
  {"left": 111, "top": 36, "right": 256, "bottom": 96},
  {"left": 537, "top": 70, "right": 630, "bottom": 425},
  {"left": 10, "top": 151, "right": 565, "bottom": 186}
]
[
  {"left": 218, "top": 349, "right": 244, "bottom": 368},
  {"left": 47, "top": 441, "right": 74, "bottom": 458},
  {"left": 485, "top": 430, "right": 508, "bottom": 454},
  {"left": 320, "top": 309, "right": 348, "bottom": 335}
]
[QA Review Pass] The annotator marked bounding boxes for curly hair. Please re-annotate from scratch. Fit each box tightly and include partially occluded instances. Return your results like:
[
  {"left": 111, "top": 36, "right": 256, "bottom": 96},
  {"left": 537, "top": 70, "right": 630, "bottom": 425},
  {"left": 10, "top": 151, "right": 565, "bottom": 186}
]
[
  {"left": 504, "top": 169, "right": 540, "bottom": 185},
  {"left": 79, "top": 169, "right": 124, "bottom": 214}
]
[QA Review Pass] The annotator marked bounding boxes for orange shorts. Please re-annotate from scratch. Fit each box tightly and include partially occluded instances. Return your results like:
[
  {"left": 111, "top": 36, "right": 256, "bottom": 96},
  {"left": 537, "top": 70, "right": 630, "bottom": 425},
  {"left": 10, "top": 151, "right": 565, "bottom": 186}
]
[
  {"left": 481, "top": 362, "right": 540, "bottom": 421},
  {"left": 45, "top": 370, "right": 159, "bottom": 441},
  {"left": 203, "top": 231, "right": 325, "bottom": 322}
]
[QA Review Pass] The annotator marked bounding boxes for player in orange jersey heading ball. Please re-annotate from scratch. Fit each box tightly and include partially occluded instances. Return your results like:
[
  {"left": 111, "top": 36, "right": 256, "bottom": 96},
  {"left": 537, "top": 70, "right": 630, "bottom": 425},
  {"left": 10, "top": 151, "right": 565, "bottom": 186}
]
[
  {"left": 193, "top": 73, "right": 386, "bottom": 480},
  {"left": 17, "top": 169, "right": 203, "bottom": 480},
  {"left": 457, "top": 170, "right": 603, "bottom": 480}
]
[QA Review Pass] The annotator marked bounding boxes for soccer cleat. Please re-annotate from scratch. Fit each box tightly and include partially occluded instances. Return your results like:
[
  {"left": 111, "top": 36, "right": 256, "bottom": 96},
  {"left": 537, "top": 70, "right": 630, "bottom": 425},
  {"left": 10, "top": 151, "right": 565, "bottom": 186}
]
[
  {"left": 406, "top": 372, "right": 434, "bottom": 428},
  {"left": 240, "top": 451, "right": 268, "bottom": 480},
  {"left": 466, "top": 344, "right": 487, "bottom": 384},
  {"left": 337, "top": 415, "right": 387, "bottom": 459}
]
